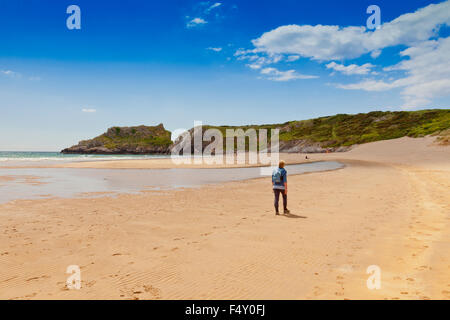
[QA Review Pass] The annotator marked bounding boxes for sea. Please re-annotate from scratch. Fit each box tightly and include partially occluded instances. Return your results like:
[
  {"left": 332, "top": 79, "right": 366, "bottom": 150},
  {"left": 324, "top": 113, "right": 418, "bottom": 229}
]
[
  {"left": 0, "top": 151, "right": 344, "bottom": 203},
  {"left": 0, "top": 151, "right": 170, "bottom": 165}
]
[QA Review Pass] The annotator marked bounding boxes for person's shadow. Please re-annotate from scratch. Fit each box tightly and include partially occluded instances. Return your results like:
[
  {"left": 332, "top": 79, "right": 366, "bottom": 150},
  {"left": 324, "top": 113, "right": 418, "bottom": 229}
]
[{"left": 283, "top": 212, "right": 307, "bottom": 219}]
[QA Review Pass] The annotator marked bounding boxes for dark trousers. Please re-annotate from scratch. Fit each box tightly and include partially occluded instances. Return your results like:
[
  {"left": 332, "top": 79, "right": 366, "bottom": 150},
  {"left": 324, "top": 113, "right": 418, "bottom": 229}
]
[{"left": 274, "top": 189, "right": 287, "bottom": 212}]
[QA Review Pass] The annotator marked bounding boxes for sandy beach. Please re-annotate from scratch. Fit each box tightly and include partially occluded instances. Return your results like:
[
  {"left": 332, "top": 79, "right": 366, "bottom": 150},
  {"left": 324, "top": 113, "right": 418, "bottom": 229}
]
[{"left": 0, "top": 136, "right": 449, "bottom": 299}]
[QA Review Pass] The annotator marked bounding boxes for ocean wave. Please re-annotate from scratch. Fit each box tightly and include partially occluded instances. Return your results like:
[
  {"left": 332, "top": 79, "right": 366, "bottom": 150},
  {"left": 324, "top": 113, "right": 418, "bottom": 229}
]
[{"left": 0, "top": 155, "right": 170, "bottom": 162}]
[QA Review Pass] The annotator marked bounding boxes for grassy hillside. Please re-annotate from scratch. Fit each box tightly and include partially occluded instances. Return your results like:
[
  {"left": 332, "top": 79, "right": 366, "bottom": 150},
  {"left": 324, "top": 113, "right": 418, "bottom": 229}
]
[
  {"left": 199, "top": 109, "right": 450, "bottom": 149},
  {"left": 281, "top": 109, "right": 450, "bottom": 147},
  {"left": 97, "top": 125, "right": 172, "bottom": 150},
  {"left": 62, "top": 124, "right": 172, "bottom": 154},
  {"left": 64, "top": 109, "right": 449, "bottom": 154}
]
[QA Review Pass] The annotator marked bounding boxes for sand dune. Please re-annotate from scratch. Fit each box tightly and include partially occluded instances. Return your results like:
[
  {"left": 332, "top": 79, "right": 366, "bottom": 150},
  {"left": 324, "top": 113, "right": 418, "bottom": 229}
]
[{"left": 0, "top": 136, "right": 448, "bottom": 299}]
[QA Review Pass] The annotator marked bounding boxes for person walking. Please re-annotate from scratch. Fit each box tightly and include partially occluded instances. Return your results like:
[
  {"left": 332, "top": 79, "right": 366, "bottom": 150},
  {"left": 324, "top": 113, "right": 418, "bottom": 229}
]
[{"left": 272, "top": 160, "right": 290, "bottom": 215}]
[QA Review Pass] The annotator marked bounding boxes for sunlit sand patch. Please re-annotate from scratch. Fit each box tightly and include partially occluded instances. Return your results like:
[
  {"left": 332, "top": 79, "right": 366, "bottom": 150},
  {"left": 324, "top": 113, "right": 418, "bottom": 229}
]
[
  {"left": 76, "top": 191, "right": 119, "bottom": 197},
  {"left": 0, "top": 175, "right": 47, "bottom": 186}
]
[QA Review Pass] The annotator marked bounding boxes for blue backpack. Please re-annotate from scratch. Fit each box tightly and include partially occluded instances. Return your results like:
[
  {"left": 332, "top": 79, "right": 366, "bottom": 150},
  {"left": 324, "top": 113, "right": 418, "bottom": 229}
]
[{"left": 272, "top": 168, "right": 283, "bottom": 184}]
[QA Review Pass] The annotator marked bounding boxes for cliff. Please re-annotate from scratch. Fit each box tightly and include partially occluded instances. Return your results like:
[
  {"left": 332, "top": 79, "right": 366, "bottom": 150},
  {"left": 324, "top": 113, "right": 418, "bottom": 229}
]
[
  {"left": 61, "top": 124, "right": 172, "bottom": 154},
  {"left": 171, "top": 109, "right": 450, "bottom": 154},
  {"left": 61, "top": 109, "right": 449, "bottom": 155}
]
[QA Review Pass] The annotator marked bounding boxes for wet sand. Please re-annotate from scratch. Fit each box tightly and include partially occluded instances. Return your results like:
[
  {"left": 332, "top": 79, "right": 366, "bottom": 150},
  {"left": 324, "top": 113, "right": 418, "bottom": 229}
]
[
  {"left": 0, "top": 162, "right": 343, "bottom": 203},
  {"left": 0, "top": 136, "right": 448, "bottom": 299}
]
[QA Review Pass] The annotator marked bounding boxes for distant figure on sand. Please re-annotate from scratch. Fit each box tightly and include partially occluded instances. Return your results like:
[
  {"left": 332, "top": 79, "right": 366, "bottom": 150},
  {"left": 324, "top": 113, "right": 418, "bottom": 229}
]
[{"left": 272, "top": 160, "right": 290, "bottom": 215}]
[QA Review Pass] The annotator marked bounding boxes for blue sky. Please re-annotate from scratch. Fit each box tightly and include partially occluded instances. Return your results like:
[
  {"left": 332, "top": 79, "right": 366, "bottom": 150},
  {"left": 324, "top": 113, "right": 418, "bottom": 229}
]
[{"left": 0, "top": 0, "right": 449, "bottom": 150}]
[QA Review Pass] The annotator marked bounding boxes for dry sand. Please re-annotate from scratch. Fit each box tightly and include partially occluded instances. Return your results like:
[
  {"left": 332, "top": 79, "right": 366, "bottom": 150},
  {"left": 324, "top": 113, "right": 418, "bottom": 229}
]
[{"left": 0, "top": 136, "right": 449, "bottom": 299}]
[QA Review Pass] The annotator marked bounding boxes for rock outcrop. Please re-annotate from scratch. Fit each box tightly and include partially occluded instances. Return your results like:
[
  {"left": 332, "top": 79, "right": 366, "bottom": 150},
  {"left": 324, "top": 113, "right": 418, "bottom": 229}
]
[
  {"left": 170, "top": 127, "right": 351, "bottom": 155},
  {"left": 62, "top": 109, "right": 449, "bottom": 155},
  {"left": 170, "top": 109, "right": 449, "bottom": 154},
  {"left": 61, "top": 124, "right": 172, "bottom": 154}
]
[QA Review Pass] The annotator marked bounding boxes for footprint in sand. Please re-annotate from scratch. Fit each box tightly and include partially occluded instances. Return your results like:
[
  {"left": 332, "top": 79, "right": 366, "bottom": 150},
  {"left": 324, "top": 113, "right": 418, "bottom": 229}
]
[
  {"left": 313, "top": 286, "right": 323, "bottom": 296},
  {"left": 26, "top": 275, "right": 50, "bottom": 282},
  {"left": 130, "top": 285, "right": 161, "bottom": 299}
]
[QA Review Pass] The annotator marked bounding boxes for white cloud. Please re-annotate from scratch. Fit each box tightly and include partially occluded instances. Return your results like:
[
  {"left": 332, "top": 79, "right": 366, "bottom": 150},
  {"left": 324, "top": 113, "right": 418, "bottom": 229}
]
[
  {"left": 336, "top": 37, "right": 450, "bottom": 108},
  {"left": 260, "top": 67, "right": 318, "bottom": 82},
  {"left": 336, "top": 79, "right": 399, "bottom": 91},
  {"left": 242, "top": 1, "right": 450, "bottom": 108},
  {"left": 1, "top": 70, "right": 21, "bottom": 78},
  {"left": 187, "top": 17, "right": 207, "bottom": 28},
  {"left": 247, "top": 64, "right": 262, "bottom": 70},
  {"left": 207, "top": 47, "right": 222, "bottom": 52},
  {"left": 234, "top": 49, "right": 283, "bottom": 68},
  {"left": 236, "top": 49, "right": 317, "bottom": 81},
  {"left": 1, "top": 70, "right": 42, "bottom": 81},
  {"left": 82, "top": 108, "right": 97, "bottom": 113},
  {"left": 326, "top": 62, "right": 375, "bottom": 75},
  {"left": 187, "top": 2, "right": 223, "bottom": 28},
  {"left": 206, "top": 2, "right": 222, "bottom": 13},
  {"left": 251, "top": 1, "right": 450, "bottom": 61},
  {"left": 286, "top": 55, "right": 300, "bottom": 62},
  {"left": 370, "top": 50, "right": 382, "bottom": 59}
]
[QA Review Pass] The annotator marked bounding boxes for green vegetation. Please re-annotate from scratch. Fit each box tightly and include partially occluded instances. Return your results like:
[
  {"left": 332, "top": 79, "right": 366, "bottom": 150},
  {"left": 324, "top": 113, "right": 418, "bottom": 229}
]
[
  {"left": 78, "top": 124, "right": 172, "bottom": 150},
  {"left": 65, "top": 109, "right": 449, "bottom": 154},
  {"left": 97, "top": 134, "right": 172, "bottom": 149},
  {"left": 281, "top": 109, "right": 450, "bottom": 147},
  {"left": 201, "top": 109, "right": 450, "bottom": 148}
]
